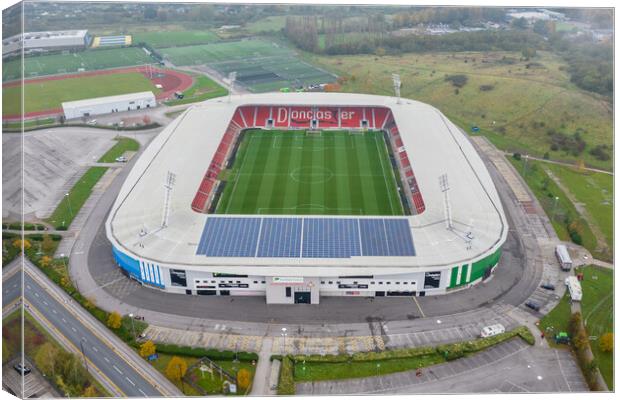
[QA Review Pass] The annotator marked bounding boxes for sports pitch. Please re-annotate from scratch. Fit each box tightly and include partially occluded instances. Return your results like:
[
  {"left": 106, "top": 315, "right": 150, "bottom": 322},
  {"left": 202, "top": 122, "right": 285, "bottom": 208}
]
[
  {"left": 215, "top": 129, "right": 404, "bottom": 216},
  {"left": 2, "top": 47, "right": 155, "bottom": 81},
  {"left": 160, "top": 39, "right": 335, "bottom": 92},
  {"left": 3, "top": 72, "right": 159, "bottom": 116}
]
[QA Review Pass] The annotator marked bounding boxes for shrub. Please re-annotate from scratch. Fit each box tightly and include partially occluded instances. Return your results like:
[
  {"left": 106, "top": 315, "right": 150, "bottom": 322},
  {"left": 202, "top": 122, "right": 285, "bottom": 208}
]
[
  {"left": 479, "top": 84, "right": 495, "bottom": 91},
  {"left": 277, "top": 357, "right": 295, "bottom": 395},
  {"left": 599, "top": 333, "right": 613, "bottom": 352},
  {"left": 589, "top": 144, "right": 610, "bottom": 161},
  {"left": 156, "top": 343, "right": 258, "bottom": 361},
  {"left": 513, "top": 152, "right": 522, "bottom": 161},
  {"left": 106, "top": 312, "right": 122, "bottom": 329},
  {"left": 445, "top": 74, "right": 468, "bottom": 88}
]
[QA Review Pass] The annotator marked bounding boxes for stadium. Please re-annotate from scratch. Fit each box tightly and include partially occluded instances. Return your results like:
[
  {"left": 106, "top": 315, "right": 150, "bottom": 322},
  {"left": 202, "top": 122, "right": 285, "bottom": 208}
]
[{"left": 106, "top": 93, "right": 508, "bottom": 304}]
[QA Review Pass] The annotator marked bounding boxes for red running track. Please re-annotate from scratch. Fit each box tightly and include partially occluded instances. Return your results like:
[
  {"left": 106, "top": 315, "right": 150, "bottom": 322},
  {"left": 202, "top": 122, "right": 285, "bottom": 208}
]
[{"left": 3, "top": 66, "right": 194, "bottom": 120}]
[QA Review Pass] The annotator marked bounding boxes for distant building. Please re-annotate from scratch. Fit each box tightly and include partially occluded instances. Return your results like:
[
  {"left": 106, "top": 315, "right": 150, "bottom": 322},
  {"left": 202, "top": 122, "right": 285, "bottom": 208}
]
[
  {"left": 62, "top": 91, "right": 156, "bottom": 119},
  {"left": 508, "top": 9, "right": 566, "bottom": 22},
  {"left": 2, "top": 29, "right": 91, "bottom": 58}
]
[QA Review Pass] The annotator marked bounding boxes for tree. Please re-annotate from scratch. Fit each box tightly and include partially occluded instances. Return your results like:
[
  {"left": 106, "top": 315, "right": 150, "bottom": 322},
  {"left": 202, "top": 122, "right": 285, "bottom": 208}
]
[
  {"left": 41, "top": 234, "right": 55, "bottom": 254},
  {"left": 106, "top": 312, "right": 122, "bottom": 329},
  {"left": 237, "top": 368, "right": 251, "bottom": 391},
  {"left": 165, "top": 356, "right": 187, "bottom": 381},
  {"left": 40, "top": 255, "right": 52, "bottom": 267},
  {"left": 83, "top": 385, "right": 98, "bottom": 397},
  {"left": 35, "top": 342, "right": 59, "bottom": 376},
  {"left": 599, "top": 333, "right": 613, "bottom": 352},
  {"left": 12, "top": 239, "right": 31, "bottom": 251},
  {"left": 139, "top": 340, "right": 156, "bottom": 358}
]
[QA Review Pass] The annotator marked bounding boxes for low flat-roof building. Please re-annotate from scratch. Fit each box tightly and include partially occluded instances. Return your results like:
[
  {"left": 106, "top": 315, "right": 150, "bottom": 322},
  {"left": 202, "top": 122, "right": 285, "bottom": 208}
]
[
  {"left": 2, "top": 29, "right": 90, "bottom": 58},
  {"left": 62, "top": 91, "right": 156, "bottom": 119}
]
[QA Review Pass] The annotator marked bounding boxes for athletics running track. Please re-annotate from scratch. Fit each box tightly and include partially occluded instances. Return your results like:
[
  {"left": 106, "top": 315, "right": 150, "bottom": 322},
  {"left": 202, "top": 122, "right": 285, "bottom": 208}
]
[{"left": 3, "top": 66, "right": 193, "bottom": 121}]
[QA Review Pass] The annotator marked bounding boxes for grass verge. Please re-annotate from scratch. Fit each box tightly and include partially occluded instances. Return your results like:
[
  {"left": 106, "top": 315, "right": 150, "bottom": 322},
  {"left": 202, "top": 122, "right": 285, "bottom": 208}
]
[
  {"left": 45, "top": 167, "right": 108, "bottom": 229},
  {"left": 97, "top": 137, "right": 139, "bottom": 163},
  {"left": 277, "top": 326, "right": 533, "bottom": 393}
]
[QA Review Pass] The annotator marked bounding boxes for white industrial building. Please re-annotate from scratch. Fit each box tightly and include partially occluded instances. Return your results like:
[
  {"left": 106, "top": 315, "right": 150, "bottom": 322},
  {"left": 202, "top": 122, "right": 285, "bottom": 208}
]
[
  {"left": 2, "top": 29, "right": 91, "bottom": 58},
  {"left": 62, "top": 91, "right": 157, "bottom": 119}
]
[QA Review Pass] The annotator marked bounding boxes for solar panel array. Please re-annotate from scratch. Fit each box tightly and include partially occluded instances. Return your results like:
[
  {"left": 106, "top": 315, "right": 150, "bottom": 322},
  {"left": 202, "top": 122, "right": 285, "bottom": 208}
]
[{"left": 197, "top": 216, "right": 415, "bottom": 258}]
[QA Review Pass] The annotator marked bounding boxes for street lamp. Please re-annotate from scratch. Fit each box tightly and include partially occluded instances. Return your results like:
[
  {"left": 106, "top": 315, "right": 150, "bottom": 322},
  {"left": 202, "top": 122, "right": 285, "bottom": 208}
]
[
  {"left": 552, "top": 196, "right": 559, "bottom": 221},
  {"left": 281, "top": 327, "right": 287, "bottom": 354},
  {"left": 128, "top": 313, "right": 136, "bottom": 339},
  {"left": 79, "top": 338, "right": 88, "bottom": 372},
  {"left": 522, "top": 154, "right": 529, "bottom": 176},
  {"left": 65, "top": 192, "right": 73, "bottom": 222}
]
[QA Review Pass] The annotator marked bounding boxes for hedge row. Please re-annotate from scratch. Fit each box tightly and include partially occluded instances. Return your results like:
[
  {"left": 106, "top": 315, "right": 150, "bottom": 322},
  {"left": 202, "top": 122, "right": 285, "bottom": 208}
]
[
  {"left": 569, "top": 312, "right": 606, "bottom": 391},
  {"left": 289, "top": 326, "right": 534, "bottom": 364},
  {"left": 2, "top": 232, "right": 63, "bottom": 241},
  {"left": 156, "top": 343, "right": 258, "bottom": 362},
  {"left": 2, "top": 222, "right": 46, "bottom": 231},
  {"left": 277, "top": 357, "right": 295, "bottom": 395}
]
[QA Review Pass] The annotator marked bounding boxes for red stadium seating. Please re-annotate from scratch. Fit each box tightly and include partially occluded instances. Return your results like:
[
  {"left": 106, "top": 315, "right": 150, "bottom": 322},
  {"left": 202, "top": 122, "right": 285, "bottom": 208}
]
[
  {"left": 373, "top": 107, "right": 391, "bottom": 129},
  {"left": 255, "top": 106, "right": 272, "bottom": 127},
  {"left": 191, "top": 103, "right": 427, "bottom": 215},
  {"left": 339, "top": 107, "right": 363, "bottom": 128}
]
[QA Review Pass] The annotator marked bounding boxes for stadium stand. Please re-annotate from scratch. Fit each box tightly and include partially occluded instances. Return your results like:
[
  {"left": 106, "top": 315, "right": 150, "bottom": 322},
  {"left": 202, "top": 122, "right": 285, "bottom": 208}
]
[{"left": 191, "top": 104, "right": 427, "bottom": 214}]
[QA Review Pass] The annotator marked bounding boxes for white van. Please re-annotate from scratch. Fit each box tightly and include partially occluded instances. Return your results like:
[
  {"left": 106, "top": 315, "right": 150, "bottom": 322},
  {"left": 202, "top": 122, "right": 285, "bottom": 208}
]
[{"left": 480, "top": 323, "right": 505, "bottom": 338}]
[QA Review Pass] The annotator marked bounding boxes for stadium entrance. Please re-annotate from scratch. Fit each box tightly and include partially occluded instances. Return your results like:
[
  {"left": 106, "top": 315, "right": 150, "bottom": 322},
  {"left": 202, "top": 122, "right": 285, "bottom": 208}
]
[{"left": 294, "top": 292, "right": 311, "bottom": 304}]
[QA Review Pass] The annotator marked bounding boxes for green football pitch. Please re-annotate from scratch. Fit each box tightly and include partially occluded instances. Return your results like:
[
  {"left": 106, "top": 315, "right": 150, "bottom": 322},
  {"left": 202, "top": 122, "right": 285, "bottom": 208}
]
[{"left": 215, "top": 129, "right": 404, "bottom": 216}]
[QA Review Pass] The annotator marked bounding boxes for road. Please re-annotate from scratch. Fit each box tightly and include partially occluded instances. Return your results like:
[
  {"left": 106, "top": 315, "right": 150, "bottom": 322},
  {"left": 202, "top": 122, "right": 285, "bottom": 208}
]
[{"left": 2, "top": 260, "right": 182, "bottom": 397}]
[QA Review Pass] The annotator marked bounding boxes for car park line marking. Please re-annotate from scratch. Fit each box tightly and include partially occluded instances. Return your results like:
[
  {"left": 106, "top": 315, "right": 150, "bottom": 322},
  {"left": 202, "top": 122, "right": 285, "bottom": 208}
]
[
  {"left": 412, "top": 296, "right": 426, "bottom": 318},
  {"left": 51, "top": 309, "right": 57, "bottom": 314}
]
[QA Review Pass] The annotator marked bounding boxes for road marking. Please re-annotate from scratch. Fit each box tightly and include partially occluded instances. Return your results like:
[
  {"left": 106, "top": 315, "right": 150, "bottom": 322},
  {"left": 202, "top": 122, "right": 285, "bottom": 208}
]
[
  {"left": 43, "top": 301, "right": 48, "bottom": 306},
  {"left": 92, "top": 346, "right": 99, "bottom": 352},
  {"left": 113, "top": 365, "right": 123, "bottom": 375},
  {"left": 412, "top": 296, "right": 426, "bottom": 318},
  {"left": 126, "top": 377, "right": 135, "bottom": 386},
  {"left": 139, "top": 389, "right": 147, "bottom": 396},
  {"left": 71, "top": 326, "right": 77, "bottom": 332},
  {"left": 52, "top": 309, "right": 57, "bottom": 314},
  {"left": 26, "top": 285, "right": 31, "bottom": 289},
  {"left": 34, "top": 292, "right": 39, "bottom": 297},
  {"left": 104, "top": 357, "right": 110, "bottom": 363},
  {"left": 62, "top": 318, "right": 67, "bottom": 323}
]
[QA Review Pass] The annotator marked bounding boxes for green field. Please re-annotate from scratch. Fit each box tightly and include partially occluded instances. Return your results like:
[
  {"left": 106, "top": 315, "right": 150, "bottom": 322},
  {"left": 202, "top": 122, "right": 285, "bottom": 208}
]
[
  {"left": 160, "top": 40, "right": 334, "bottom": 92},
  {"left": 164, "top": 75, "right": 228, "bottom": 106},
  {"left": 3, "top": 47, "right": 155, "bottom": 81},
  {"left": 216, "top": 130, "right": 403, "bottom": 216},
  {"left": 133, "top": 30, "right": 220, "bottom": 48},
  {"left": 308, "top": 51, "right": 612, "bottom": 171},
  {"left": 543, "top": 163, "right": 613, "bottom": 256},
  {"left": 160, "top": 39, "right": 292, "bottom": 65},
  {"left": 3, "top": 72, "right": 158, "bottom": 116},
  {"left": 577, "top": 265, "right": 613, "bottom": 389}
]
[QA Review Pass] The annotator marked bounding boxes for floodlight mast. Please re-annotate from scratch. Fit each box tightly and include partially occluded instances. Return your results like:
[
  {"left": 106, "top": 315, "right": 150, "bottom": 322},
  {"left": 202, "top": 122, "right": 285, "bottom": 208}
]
[
  {"left": 161, "top": 171, "right": 176, "bottom": 228},
  {"left": 228, "top": 71, "right": 237, "bottom": 103},
  {"left": 392, "top": 73, "right": 401, "bottom": 104},
  {"left": 439, "top": 173, "right": 453, "bottom": 230}
]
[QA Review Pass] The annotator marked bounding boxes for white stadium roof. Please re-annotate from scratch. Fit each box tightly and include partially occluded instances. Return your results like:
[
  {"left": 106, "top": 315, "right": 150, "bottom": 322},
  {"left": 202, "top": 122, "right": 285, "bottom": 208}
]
[{"left": 107, "top": 93, "right": 507, "bottom": 276}]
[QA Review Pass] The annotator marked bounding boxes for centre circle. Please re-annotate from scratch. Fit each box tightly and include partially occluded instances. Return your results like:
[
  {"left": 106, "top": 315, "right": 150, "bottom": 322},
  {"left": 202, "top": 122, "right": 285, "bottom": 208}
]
[{"left": 290, "top": 166, "right": 334, "bottom": 184}]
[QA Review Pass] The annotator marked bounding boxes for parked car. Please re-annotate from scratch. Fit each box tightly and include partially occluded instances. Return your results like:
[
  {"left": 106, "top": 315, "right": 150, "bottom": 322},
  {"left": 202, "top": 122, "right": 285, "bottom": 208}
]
[
  {"left": 540, "top": 283, "right": 556, "bottom": 291},
  {"left": 480, "top": 323, "right": 505, "bottom": 338},
  {"left": 555, "top": 332, "right": 570, "bottom": 344},
  {"left": 86, "top": 119, "right": 97, "bottom": 125},
  {"left": 13, "top": 363, "right": 31, "bottom": 375},
  {"left": 525, "top": 301, "right": 541, "bottom": 311},
  {"left": 115, "top": 156, "right": 127, "bottom": 163}
]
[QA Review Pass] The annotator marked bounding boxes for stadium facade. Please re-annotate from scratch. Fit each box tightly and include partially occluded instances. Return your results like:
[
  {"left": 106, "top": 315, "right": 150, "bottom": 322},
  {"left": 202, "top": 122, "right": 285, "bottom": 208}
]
[{"left": 106, "top": 93, "right": 507, "bottom": 304}]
